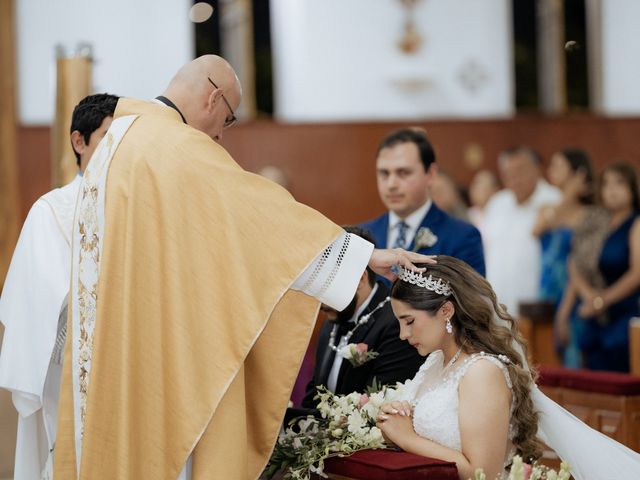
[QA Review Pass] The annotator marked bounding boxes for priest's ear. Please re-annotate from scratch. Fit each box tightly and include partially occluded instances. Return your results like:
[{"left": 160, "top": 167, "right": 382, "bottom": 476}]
[
  {"left": 206, "top": 86, "right": 224, "bottom": 113},
  {"left": 70, "top": 130, "right": 88, "bottom": 156}
]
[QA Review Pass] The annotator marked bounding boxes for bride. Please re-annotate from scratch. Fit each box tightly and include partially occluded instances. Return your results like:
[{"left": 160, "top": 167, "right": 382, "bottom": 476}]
[{"left": 376, "top": 256, "right": 640, "bottom": 480}]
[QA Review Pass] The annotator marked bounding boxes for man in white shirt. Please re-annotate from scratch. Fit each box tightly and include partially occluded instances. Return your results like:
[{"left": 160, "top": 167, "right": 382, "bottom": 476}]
[
  {"left": 361, "top": 128, "right": 485, "bottom": 276},
  {"left": 0, "top": 93, "right": 118, "bottom": 480},
  {"left": 483, "top": 146, "right": 562, "bottom": 316}
]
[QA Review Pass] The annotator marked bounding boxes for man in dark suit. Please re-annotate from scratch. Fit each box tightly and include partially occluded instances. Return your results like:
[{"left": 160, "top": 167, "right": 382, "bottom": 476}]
[
  {"left": 302, "top": 227, "right": 424, "bottom": 408},
  {"left": 361, "top": 128, "right": 485, "bottom": 276}
]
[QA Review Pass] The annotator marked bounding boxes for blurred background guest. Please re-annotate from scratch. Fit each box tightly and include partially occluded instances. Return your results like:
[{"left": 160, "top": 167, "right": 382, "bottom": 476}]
[
  {"left": 483, "top": 146, "right": 561, "bottom": 317},
  {"left": 431, "top": 171, "right": 470, "bottom": 222},
  {"left": 559, "top": 163, "right": 640, "bottom": 372},
  {"left": 467, "top": 169, "right": 500, "bottom": 239},
  {"left": 533, "top": 148, "right": 595, "bottom": 306}
]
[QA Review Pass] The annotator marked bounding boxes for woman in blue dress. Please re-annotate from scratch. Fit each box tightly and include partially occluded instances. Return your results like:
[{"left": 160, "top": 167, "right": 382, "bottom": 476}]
[
  {"left": 532, "top": 149, "right": 594, "bottom": 367},
  {"left": 567, "top": 162, "right": 640, "bottom": 372}
]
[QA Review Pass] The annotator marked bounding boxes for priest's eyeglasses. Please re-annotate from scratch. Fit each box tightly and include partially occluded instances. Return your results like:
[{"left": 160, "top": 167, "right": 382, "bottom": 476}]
[{"left": 208, "top": 77, "right": 237, "bottom": 128}]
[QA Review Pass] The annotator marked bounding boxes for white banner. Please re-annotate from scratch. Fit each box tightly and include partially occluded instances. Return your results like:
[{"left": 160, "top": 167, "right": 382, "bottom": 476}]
[
  {"left": 601, "top": 0, "right": 640, "bottom": 115},
  {"left": 17, "top": 0, "right": 194, "bottom": 125},
  {"left": 271, "top": 0, "right": 514, "bottom": 121}
]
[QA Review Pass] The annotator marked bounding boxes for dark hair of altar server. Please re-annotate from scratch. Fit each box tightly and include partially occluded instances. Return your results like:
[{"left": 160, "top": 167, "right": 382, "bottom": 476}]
[
  {"left": 70, "top": 93, "right": 119, "bottom": 166},
  {"left": 391, "top": 256, "right": 545, "bottom": 463}
]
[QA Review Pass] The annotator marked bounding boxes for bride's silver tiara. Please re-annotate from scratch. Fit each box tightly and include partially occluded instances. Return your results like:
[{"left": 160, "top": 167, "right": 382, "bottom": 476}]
[{"left": 398, "top": 267, "right": 453, "bottom": 296}]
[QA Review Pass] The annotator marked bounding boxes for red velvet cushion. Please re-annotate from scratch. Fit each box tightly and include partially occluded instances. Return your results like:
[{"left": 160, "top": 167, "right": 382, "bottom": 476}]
[
  {"left": 323, "top": 449, "right": 458, "bottom": 480},
  {"left": 538, "top": 366, "right": 640, "bottom": 396}
]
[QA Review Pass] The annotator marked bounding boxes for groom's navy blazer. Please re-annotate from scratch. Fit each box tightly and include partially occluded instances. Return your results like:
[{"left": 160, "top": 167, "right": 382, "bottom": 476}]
[{"left": 360, "top": 203, "right": 486, "bottom": 276}]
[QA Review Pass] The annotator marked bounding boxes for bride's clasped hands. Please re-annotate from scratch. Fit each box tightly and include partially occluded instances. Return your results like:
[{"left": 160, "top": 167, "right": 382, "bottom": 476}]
[{"left": 375, "top": 400, "right": 416, "bottom": 449}]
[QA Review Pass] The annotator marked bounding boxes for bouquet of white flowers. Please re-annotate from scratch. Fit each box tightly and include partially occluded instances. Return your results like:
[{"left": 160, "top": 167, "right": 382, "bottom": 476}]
[
  {"left": 473, "top": 455, "right": 571, "bottom": 480},
  {"left": 263, "top": 385, "right": 404, "bottom": 479}
]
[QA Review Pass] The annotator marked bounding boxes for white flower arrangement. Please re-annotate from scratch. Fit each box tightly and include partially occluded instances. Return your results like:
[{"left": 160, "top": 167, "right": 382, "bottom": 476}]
[
  {"left": 473, "top": 454, "right": 571, "bottom": 480},
  {"left": 339, "top": 342, "right": 379, "bottom": 367},
  {"left": 264, "top": 385, "right": 404, "bottom": 479}
]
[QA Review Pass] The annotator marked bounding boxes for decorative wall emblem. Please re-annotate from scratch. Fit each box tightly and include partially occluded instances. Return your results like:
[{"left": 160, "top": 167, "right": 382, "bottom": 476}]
[
  {"left": 397, "top": 0, "right": 425, "bottom": 54},
  {"left": 457, "top": 59, "right": 489, "bottom": 95}
]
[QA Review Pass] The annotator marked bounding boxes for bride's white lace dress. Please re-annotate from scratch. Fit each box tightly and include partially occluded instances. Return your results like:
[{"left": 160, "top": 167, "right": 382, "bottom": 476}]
[{"left": 398, "top": 350, "right": 515, "bottom": 478}]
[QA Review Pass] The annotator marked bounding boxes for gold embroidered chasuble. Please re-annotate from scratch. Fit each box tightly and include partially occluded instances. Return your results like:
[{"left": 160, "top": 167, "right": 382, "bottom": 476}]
[{"left": 54, "top": 98, "right": 342, "bottom": 479}]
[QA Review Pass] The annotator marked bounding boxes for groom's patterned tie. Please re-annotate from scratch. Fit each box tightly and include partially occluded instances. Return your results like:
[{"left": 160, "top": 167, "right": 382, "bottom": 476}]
[{"left": 393, "top": 221, "right": 409, "bottom": 249}]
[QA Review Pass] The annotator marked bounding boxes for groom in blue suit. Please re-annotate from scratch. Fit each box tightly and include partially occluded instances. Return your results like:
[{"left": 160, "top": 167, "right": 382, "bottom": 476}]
[{"left": 361, "top": 128, "right": 485, "bottom": 276}]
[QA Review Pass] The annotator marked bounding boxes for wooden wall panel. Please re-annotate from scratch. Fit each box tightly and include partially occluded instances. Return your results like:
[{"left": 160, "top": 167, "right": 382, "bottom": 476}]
[
  {"left": 222, "top": 115, "right": 640, "bottom": 224},
  {"left": 16, "top": 115, "right": 640, "bottom": 226},
  {"left": 17, "top": 127, "right": 52, "bottom": 220}
]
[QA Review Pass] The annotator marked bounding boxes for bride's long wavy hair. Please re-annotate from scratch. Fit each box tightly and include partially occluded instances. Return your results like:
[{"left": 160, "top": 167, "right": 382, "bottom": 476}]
[{"left": 391, "top": 256, "right": 544, "bottom": 462}]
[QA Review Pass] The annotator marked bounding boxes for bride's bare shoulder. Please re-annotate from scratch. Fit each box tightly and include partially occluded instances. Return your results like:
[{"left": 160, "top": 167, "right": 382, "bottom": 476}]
[{"left": 458, "top": 356, "right": 512, "bottom": 401}]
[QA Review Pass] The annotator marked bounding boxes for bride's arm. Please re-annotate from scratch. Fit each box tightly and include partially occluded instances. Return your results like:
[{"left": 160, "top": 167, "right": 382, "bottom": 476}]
[
  {"left": 457, "top": 360, "right": 512, "bottom": 480},
  {"left": 377, "top": 360, "right": 512, "bottom": 480}
]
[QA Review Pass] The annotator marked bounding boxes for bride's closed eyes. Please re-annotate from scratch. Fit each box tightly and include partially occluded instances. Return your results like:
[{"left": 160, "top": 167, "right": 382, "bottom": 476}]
[{"left": 397, "top": 314, "right": 415, "bottom": 326}]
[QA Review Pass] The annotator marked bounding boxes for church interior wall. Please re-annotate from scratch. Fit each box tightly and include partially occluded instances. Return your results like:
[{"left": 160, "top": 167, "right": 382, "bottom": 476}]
[{"left": 16, "top": 115, "right": 640, "bottom": 225}]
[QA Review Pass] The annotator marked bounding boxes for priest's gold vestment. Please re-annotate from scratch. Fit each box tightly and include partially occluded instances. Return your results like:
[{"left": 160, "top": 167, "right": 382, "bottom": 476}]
[{"left": 54, "top": 99, "right": 342, "bottom": 479}]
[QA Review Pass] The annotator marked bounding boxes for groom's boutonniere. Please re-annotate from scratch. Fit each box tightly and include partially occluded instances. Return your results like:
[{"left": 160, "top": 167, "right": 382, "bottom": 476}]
[
  {"left": 340, "top": 343, "right": 379, "bottom": 367},
  {"left": 413, "top": 227, "right": 438, "bottom": 251}
]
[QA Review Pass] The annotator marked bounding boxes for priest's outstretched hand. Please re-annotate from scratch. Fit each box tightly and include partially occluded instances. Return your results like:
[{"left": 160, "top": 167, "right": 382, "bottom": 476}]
[{"left": 368, "top": 249, "right": 436, "bottom": 280}]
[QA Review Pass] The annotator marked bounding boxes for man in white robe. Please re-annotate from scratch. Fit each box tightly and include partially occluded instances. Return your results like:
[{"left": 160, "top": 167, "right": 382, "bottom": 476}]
[{"left": 0, "top": 93, "right": 118, "bottom": 480}]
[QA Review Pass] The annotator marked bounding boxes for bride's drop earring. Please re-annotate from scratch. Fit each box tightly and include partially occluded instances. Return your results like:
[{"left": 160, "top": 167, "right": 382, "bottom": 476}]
[{"left": 445, "top": 317, "right": 453, "bottom": 334}]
